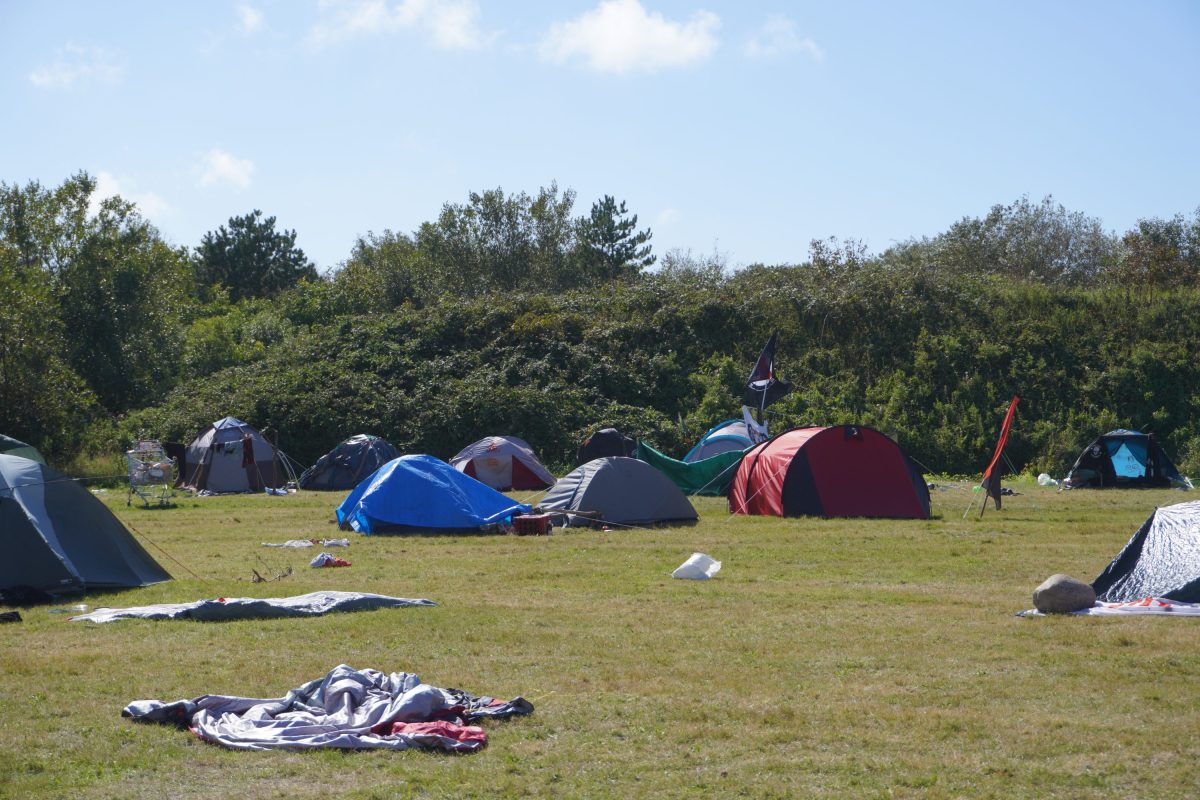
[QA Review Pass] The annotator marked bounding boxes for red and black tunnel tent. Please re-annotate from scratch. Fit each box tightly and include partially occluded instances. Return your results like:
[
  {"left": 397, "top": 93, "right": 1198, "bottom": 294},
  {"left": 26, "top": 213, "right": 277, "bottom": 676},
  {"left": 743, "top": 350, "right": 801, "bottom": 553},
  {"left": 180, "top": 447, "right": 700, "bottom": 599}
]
[{"left": 729, "top": 426, "right": 931, "bottom": 519}]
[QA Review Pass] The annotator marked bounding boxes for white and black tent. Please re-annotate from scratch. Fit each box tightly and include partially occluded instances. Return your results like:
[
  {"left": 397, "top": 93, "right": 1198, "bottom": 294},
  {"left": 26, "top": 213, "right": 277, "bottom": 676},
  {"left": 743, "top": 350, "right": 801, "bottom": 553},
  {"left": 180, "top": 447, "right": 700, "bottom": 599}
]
[
  {"left": 1092, "top": 500, "right": 1200, "bottom": 602},
  {"left": 0, "top": 454, "right": 171, "bottom": 596}
]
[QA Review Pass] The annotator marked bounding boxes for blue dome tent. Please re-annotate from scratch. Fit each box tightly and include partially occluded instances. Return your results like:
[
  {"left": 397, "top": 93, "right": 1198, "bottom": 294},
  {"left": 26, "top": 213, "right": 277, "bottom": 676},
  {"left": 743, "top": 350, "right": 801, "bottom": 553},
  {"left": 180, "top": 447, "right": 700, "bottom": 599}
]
[
  {"left": 336, "top": 455, "right": 530, "bottom": 534},
  {"left": 683, "top": 419, "right": 754, "bottom": 463}
]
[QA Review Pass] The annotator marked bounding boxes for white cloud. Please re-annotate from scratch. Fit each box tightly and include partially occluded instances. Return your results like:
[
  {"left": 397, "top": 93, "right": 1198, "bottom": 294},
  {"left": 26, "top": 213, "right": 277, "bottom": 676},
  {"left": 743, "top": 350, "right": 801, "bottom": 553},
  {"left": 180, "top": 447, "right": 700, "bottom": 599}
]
[
  {"left": 237, "top": 4, "right": 265, "bottom": 34},
  {"left": 744, "top": 15, "right": 823, "bottom": 61},
  {"left": 656, "top": 207, "right": 682, "bottom": 227},
  {"left": 307, "top": 0, "right": 490, "bottom": 50},
  {"left": 88, "top": 171, "right": 170, "bottom": 220},
  {"left": 29, "top": 44, "right": 126, "bottom": 89},
  {"left": 539, "top": 0, "right": 720, "bottom": 75},
  {"left": 197, "top": 149, "right": 255, "bottom": 190}
]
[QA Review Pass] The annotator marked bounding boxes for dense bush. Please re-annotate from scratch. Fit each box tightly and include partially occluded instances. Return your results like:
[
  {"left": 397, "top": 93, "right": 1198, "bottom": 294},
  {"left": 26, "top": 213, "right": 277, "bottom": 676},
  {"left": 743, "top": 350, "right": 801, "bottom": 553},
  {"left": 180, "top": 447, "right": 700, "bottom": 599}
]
[{"left": 115, "top": 270, "right": 1200, "bottom": 478}]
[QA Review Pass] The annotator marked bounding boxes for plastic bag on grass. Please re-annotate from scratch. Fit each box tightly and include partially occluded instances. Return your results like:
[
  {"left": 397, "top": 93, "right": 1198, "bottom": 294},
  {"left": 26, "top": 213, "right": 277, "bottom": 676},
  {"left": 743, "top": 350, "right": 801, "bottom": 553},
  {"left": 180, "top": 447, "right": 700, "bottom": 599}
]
[{"left": 672, "top": 553, "right": 721, "bottom": 580}]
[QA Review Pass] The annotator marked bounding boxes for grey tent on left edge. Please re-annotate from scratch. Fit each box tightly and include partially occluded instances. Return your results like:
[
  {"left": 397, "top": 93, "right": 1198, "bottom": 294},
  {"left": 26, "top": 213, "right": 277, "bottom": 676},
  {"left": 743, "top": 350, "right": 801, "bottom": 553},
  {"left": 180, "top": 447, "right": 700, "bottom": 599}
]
[
  {"left": 0, "top": 454, "right": 171, "bottom": 596},
  {"left": 1092, "top": 500, "right": 1200, "bottom": 602},
  {"left": 539, "top": 456, "right": 698, "bottom": 527}
]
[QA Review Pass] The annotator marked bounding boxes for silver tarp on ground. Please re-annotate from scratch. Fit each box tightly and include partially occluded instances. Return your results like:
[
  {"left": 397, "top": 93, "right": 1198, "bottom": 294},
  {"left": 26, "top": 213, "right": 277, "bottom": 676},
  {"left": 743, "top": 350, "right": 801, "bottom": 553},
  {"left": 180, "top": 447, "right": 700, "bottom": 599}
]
[{"left": 70, "top": 590, "right": 435, "bottom": 623}]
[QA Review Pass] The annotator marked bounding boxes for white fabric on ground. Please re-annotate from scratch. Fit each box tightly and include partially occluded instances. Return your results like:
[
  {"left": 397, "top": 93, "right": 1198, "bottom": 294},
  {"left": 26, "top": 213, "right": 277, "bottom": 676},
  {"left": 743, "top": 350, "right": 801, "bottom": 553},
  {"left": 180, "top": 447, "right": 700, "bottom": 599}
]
[{"left": 1020, "top": 597, "right": 1200, "bottom": 616}]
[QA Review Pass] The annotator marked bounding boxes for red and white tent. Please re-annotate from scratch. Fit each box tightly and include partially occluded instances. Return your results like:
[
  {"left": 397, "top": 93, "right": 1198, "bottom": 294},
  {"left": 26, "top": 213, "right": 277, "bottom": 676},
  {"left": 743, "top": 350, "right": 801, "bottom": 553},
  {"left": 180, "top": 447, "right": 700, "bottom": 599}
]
[{"left": 449, "top": 436, "right": 556, "bottom": 491}]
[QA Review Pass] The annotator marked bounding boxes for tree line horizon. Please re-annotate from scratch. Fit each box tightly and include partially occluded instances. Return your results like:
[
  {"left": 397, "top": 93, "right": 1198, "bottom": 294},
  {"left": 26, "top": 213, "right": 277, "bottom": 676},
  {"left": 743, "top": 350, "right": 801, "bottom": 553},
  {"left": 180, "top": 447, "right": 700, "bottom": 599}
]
[{"left": 3, "top": 171, "right": 1199, "bottom": 479}]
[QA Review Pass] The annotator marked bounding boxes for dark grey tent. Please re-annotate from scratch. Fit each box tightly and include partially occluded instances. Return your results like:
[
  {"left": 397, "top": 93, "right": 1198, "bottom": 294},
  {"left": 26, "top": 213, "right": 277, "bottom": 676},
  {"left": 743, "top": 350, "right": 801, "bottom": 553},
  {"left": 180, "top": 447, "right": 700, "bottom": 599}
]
[
  {"left": 575, "top": 428, "right": 636, "bottom": 466},
  {"left": 1092, "top": 500, "right": 1200, "bottom": 602},
  {"left": 0, "top": 434, "right": 45, "bottom": 464},
  {"left": 299, "top": 434, "right": 401, "bottom": 491},
  {"left": 1064, "top": 429, "right": 1189, "bottom": 489},
  {"left": 0, "top": 454, "right": 171, "bottom": 596},
  {"left": 539, "top": 457, "right": 697, "bottom": 527}
]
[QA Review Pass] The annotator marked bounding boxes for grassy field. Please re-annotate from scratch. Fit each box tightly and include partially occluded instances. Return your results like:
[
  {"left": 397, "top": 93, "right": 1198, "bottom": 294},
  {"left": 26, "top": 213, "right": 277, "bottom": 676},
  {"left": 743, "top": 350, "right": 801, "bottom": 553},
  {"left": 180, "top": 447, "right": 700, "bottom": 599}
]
[{"left": 2, "top": 479, "right": 1198, "bottom": 799}]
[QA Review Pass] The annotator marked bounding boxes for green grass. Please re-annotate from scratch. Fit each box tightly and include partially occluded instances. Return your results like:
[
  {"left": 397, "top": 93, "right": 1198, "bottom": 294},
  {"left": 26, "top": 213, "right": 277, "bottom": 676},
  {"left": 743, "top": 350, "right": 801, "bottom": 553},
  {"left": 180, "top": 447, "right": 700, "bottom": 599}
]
[{"left": 3, "top": 480, "right": 1199, "bottom": 799}]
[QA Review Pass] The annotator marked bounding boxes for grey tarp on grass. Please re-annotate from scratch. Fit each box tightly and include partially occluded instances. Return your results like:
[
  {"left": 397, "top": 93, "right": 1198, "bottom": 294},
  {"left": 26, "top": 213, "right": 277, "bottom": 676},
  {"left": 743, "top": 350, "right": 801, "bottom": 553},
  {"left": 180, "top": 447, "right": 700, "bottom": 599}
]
[
  {"left": 70, "top": 590, "right": 434, "bottom": 623},
  {"left": 123, "top": 664, "right": 533, "bottom": 752},
  {"left": 538, "top": 456, "right": 698, "bottom": 527}
]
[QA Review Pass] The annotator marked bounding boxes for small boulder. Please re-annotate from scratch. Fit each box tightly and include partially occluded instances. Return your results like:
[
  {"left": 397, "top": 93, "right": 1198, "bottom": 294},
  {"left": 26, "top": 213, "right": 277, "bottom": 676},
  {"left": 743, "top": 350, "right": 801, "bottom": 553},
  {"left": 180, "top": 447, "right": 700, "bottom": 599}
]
[{"left": 1033, "top": 574, "right": 1096, "bottom": 614}]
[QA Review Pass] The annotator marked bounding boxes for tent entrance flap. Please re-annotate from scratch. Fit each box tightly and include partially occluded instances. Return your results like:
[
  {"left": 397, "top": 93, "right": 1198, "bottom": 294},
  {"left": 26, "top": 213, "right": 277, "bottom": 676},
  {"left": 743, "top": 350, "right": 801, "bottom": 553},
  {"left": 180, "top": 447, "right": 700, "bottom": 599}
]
[{"left": 1107, "top": 441, "right": 1147, "bottom": 478}]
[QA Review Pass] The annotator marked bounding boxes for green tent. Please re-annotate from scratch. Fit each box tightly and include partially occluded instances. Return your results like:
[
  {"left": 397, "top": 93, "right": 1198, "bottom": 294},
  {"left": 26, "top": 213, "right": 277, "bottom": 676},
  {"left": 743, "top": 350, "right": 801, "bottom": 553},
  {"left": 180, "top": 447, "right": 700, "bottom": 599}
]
[{"left": 635, "top": 441, "right": 746, "bottom": 497}]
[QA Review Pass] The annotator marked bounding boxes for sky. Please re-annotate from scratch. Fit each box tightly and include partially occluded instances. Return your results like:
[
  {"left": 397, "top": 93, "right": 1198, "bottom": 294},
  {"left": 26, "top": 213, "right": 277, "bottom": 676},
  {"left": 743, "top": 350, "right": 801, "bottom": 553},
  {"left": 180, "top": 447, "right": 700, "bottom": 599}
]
[{"left": 2, "top": 1, "right": 1198, "bottom": 273}]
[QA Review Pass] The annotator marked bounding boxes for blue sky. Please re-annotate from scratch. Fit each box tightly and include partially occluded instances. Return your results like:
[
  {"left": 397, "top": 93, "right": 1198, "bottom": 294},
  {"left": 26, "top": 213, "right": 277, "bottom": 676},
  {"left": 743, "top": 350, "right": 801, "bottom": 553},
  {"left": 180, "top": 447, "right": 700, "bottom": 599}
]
[{"left": 2, "top": 1, "right": 1197, "bottom": 272}]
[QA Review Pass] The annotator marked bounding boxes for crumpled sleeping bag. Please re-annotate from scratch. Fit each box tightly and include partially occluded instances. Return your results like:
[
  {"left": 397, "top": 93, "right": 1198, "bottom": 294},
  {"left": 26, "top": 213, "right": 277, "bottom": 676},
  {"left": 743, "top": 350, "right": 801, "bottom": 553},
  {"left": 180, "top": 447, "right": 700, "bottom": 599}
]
[{"left": 123, "top": 664, "right": 534, "bottom": 752}]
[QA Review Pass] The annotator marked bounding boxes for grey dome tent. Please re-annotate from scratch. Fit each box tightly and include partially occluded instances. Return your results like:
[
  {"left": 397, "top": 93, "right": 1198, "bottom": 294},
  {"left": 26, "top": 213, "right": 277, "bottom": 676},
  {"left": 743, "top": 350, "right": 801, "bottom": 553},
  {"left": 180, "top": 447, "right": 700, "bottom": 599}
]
[
  {"left": 1092, "top": 500, "right": 1200, "bottom": 602},
  {"left": 299, "top": 434, "right": 401, "bottom": 491},
  {"left": 1064, "top": 429, "right": 1189, "bottom": 489},
  {"left": 0, "top": 454, "right": 171, "bottom": 596},
  {"left": 539, "top": 457, "right": 698, "bottom": 527},
  {"left": 178, "top": 417, "right": 284, "bottom": 494},
  {"left": 0, "top": 434, "right": 44, "bottom": 464}
]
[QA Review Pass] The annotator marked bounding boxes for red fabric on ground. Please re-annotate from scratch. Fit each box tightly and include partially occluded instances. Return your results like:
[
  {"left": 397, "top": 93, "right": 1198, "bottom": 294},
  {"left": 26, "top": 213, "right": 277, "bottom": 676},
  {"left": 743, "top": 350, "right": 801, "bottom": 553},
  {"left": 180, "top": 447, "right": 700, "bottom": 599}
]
[{"left": 378, "top": 720, "right": 488, "bottom": 746}]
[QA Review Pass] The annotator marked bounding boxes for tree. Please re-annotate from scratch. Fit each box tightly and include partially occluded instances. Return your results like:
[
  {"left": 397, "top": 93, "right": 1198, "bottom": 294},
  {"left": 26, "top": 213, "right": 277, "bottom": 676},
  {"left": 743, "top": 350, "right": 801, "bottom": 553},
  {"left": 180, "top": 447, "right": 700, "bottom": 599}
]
[
  {"left": 0, "top": 240, "right": 98, "bottom": 454},
  {"left": 414, "top": 184, "right": 580, "bottom": 296},
  {"left": 576, "top": 195, "right": 655, "bottom": 281},
  {"left": 194, "top": 210, "right": 317, "bottom": 301},
  {"left": 0, "top": 172, "right": 95, "bottom": 275},
  {"left": 333, "top": 230, "right": 429, "bottom": 312},
  {"left": 0, "top": 172, "right": 194, "bottom": 415},
  {"left": 1110, "top": 210, "right": 1200, "bottom": 290},
  {"left": 881, "top": 195, "right": 1118, "bottom": 286}
]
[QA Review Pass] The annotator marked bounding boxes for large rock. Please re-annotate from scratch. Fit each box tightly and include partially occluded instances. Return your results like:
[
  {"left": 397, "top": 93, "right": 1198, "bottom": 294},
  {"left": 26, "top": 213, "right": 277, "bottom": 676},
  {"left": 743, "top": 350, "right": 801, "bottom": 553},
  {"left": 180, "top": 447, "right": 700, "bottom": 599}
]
[{"left": 1033, "top": 574, "right": 1097, "bottom": 614}]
